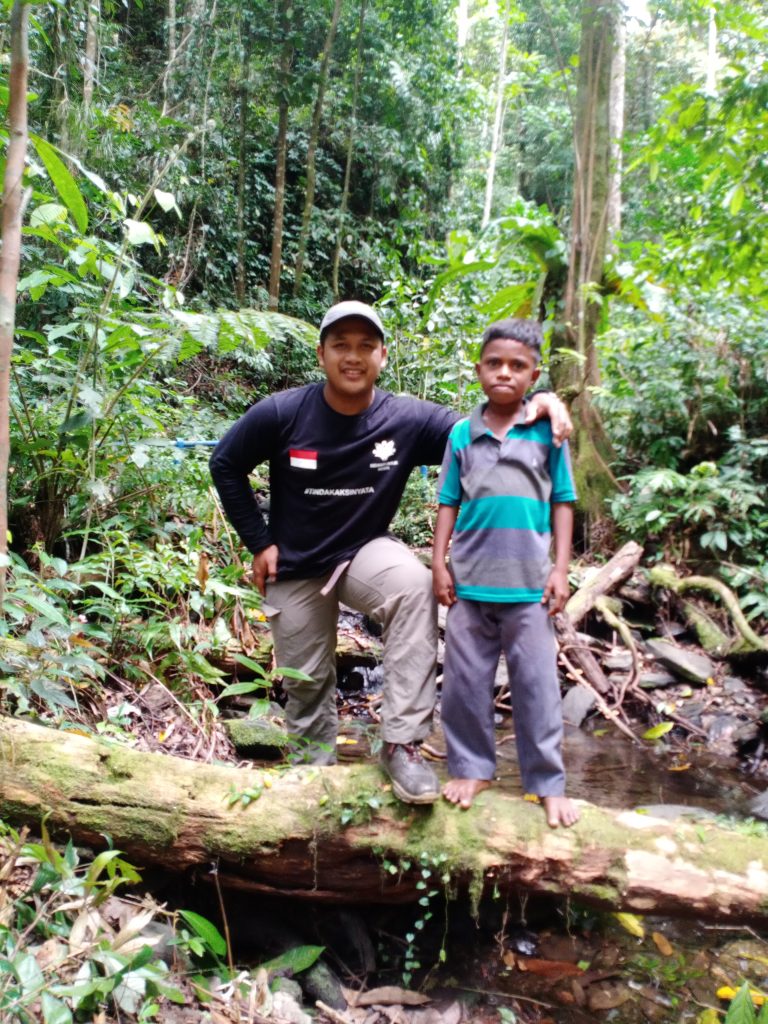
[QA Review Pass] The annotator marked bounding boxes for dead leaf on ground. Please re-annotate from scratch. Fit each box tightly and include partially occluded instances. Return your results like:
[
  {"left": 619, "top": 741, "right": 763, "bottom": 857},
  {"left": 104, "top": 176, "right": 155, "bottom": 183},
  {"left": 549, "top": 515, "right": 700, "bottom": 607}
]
[
  {"left": 344, "top": 986, "right": 430, "bottom": 1008},
  {"left": 513, "top": 957, "right": 585, "bottom": 979},
  {"left": 588, "top": 983, "right": 633, "bottom": 1011},
  {"left": 652, "top": 931, "right": 674, "bottom": 956}
]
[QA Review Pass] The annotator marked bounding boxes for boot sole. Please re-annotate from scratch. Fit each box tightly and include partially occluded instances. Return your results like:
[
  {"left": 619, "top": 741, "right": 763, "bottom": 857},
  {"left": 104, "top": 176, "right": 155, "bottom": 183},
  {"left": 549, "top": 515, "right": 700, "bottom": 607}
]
[{"left": 391, "top": 779, "right": 440, "bottom": 805}]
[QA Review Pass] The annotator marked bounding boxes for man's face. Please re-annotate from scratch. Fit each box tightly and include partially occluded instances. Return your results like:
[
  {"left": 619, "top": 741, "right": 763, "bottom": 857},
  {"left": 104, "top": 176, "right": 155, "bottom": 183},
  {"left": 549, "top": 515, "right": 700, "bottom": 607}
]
[{"left": 317, "top": 317, "right": 387, "bottom": 407}]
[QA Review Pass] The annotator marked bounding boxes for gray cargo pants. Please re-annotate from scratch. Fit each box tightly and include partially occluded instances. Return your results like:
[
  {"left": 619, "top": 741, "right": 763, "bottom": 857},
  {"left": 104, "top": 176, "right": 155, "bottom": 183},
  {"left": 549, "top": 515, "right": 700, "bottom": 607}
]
[
  {"left": 441, "top": 599, "right": 566, "bottom": 796},
  {"left": 265, "top": 536, "right": 437, "bottom": 764}
]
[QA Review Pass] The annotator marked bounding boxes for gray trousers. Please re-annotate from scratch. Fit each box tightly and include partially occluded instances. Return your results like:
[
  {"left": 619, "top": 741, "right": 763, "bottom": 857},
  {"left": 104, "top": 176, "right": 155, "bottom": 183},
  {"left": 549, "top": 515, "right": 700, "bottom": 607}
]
[
  {"left": 265, "top": 537, "right": 437, "bottom": 764},
  {"left": 441, "top": 599, "right": 565, "bottom": 796}
]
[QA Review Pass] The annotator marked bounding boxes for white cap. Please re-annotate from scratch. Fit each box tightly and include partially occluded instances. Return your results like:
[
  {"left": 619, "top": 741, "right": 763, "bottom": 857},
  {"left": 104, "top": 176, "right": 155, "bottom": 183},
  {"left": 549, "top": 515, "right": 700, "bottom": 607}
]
[{"left": 319, "top": 300, "right": 385, "bottom": 341}]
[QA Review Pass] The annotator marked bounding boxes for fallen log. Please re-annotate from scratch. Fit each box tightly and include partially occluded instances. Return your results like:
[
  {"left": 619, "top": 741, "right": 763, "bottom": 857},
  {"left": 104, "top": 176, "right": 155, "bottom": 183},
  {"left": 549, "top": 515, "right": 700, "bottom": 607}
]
[
  {"left": 565, "top": 541, "right": 644, "bottom": 628},
  {"left": 2, "top": 716, "right": 768, "bottom": 923}
]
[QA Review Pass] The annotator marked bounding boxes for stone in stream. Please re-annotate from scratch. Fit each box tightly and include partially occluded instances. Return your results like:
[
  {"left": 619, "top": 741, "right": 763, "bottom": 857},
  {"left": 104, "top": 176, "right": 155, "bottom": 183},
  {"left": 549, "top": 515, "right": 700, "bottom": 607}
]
[
  {"left": 637, "top": 670, "right": 678, "bottom": 690},
  {"left": 749, "top": 790, "right": 768, "bottom": 820},
  {"left": 224, "top": 715, "right": 290, "bottom": 758},
  {"left": 644, "top": 639, "right": 716, "bottom": 684},
  {"left": 562, "top": 683, "right": 596, "bottom": 727}
]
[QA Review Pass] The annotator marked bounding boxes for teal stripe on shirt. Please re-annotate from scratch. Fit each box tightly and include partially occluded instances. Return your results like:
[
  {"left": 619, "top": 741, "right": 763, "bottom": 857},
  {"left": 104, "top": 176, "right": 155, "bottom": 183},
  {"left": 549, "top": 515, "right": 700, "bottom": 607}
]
[
  {"left": 456, "top": 494, "right": 552, "bottom": 534},
  {"left": 454, "top": 583, "right": 545, "bottom": 602}
]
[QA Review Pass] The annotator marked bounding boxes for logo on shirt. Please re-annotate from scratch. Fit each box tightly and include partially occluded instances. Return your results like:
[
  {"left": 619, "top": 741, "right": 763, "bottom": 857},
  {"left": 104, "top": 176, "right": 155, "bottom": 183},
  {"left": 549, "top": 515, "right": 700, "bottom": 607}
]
[
  {"left": 289, "top": 449, "right": 317, "bottom": 470},
  {"left": 372, "top": 439, "right": 396, "bottom": 461}
]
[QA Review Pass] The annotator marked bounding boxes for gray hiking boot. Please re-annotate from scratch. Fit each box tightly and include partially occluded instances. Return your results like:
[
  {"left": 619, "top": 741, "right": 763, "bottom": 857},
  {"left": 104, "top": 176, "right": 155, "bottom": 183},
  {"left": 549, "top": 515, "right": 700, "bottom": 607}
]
[{"left": 381, "top": 742, "right": 440, "bottom": 805}]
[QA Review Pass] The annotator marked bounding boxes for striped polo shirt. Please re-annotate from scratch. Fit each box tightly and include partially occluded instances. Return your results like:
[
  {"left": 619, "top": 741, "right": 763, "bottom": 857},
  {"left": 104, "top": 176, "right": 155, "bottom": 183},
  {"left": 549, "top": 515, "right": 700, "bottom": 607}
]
[{"left": 436, "top": 404, "right": 577, "bottom": 603}]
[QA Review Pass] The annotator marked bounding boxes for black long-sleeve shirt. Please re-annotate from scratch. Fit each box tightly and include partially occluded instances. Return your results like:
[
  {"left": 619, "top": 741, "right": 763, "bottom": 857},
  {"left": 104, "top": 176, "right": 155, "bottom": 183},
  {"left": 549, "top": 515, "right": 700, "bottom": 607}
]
[{"left": 209, "top": 382, "right": 457, "bottom": 580}]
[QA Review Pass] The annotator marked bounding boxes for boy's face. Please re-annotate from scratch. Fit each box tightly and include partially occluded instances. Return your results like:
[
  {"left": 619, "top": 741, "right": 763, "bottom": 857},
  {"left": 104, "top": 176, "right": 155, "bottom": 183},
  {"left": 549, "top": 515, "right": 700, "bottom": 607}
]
[{"left": 476, "top": 337, "right": 540, "bottom": 409}]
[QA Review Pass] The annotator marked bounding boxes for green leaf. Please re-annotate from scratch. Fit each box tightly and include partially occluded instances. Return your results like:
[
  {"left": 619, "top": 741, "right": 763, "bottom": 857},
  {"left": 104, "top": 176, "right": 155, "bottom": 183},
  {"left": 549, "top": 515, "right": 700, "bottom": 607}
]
[
  {"left": 154, "top": 188, "right": 181, "bottom": 217},
  {"left": 257, "top": 944, "right": 325, "bottom": 976},
  {"left": 233, "top": 653, "right": 269, "bottom": 677},
  {"left": 178, "top": 910, "right": 227, "bottom": 957},
  {"left": 275, "top": 666, "right": 315, "bottom": 682},
  {"left": 30, "top": 203, "right": 69, "bottom": 227},
  {"left": 8, "top": 590, "right": 69, "bottom": 627},
  {"left": 30, "top": 135, "right": 88, "bottom": 233},
  {"left": 124, "top": 218, "right": 159, "bottom": 247},
  {"left": 41, "top": 992, "right": 73, "bottom": 1024},
  {"left": 642, "top": 722, "right": 674, "bottom": 741},
  {"left": 728, "top": 184, "right": 746, "bottom": 215},
  {"left": 218, "top": 680, "right": 263, "bottom": 698},
  {"left": 725, "top": 982, "right": 757, "bottom": 1024}
]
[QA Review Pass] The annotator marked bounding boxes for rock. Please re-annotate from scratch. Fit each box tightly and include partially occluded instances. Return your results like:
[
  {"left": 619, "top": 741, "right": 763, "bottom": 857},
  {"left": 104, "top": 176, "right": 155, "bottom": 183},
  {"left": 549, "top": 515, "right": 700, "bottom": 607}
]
[
  {"left": 562, "top": 684, "right": 596, "bottom": 727},
  {"left": 637, "top": 671, "right": 677, "bottom": 690},
  {"left": 602, "top": 650, "right": 634, "bottom": 671},
  {"left": 273, "top": 977, "right": 304, "bottom": 1003},
  {"left": 271, "top": 990, "right": 312, "bottom": 1024},
  {"left": 644, "top": 640, "right": 716, "bottom": 684},
  {"left": 748, "top": 791, "right": 768, "bottom": 820},
  {"left": 300, "top": 959, "right": 347, "bottom": 1011},
  {"left": 223, "top": 716, "right": 290, "bottom": 757},
  {"left": 723, "top": 676, "right": 749, "bottom": 694}
]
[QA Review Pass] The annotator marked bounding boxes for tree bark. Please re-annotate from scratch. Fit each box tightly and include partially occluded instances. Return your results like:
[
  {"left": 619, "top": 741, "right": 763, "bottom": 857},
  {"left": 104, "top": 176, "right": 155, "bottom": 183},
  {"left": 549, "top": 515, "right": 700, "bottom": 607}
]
[
  {"left": 0, "top": 2, "right": 29, "bottom": 604},
  {"left": 267, "top": 4, "right": 293, "bottom": 312},
  {"left": 481, "top": 0, "right": 509, "bottom": 229},
  {"left": 293, "top": 0, "right": 344, "bottom": 297},
  {"left": 551, "top": 0, "right": 624, "bottom": 522},
  {"left": 235, "top": 12, "right": 253, "bottom": 306},
  {"left": 331, "top": 0, "right": 366, "bottom": 302},
  {"left": 3, "top": 717, "right": 768, "bottom": 923},
  {"left": 83, "top": 0, "right": 100, "bottom": 108}
]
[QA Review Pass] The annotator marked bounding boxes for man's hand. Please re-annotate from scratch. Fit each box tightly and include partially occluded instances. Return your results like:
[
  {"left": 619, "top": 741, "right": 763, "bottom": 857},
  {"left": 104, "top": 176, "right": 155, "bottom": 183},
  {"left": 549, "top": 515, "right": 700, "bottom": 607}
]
[
  {"left": 525, "top": 392, "right": 573, "bottom": 447},
  {"left": 542, "top": 567, "right": 569, "bottom": 616},
  {"left": 252, "top": 545, "right": 279, "bottom": 596},
  {"left": 433, "top": 563, "right": 457, "bottom": 607}
]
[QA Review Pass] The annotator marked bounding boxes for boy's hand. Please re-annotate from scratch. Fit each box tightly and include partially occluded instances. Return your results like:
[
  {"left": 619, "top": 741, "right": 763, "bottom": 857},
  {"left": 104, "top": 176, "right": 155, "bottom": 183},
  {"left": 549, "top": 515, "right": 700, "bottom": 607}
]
[
  {"left": 525, "top": 392, "right": 572, "bottom": 447},
  {"left": 433, "top": 563, "right": 457, "bottom": 607},
  {"left": 542, "top": 567, "right": 569, "bottom": 615}
]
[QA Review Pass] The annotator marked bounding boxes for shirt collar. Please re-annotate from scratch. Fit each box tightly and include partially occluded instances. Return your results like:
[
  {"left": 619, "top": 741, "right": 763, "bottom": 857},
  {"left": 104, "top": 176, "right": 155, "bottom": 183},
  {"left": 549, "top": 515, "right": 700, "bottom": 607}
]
[{"left": 469, "top": 402, "right": 527, "bottom": 442}]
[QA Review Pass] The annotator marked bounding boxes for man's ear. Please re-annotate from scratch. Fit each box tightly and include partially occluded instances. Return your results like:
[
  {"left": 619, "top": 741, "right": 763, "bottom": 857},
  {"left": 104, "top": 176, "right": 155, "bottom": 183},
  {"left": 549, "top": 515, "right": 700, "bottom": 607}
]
[
  {"left": 316, "top": 344, "right": 325, "bottom": 368},
  {"left": 530, "top": 366, "right": 541, "bottom": 386},
  {"left": 380, "top": 345, "right": 388, "bottom": 369}
]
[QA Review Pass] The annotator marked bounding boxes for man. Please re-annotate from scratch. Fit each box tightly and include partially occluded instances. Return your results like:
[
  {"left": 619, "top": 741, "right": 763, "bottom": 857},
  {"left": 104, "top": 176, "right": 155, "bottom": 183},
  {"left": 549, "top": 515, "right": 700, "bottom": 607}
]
[{"left": 210, "top": 300, "right": 571, "bottom": 804}]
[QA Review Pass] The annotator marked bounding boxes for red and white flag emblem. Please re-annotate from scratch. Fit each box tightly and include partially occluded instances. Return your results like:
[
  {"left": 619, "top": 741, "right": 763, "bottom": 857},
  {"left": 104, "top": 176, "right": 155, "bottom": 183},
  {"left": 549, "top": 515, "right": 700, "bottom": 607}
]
[{"left": 289, "top": 449, "right": 317, "bottom": 470}]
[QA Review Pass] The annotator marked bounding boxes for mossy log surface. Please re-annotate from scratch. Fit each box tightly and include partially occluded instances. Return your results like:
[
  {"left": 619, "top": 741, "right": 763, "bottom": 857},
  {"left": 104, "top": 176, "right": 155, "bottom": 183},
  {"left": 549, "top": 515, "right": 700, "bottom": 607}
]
[{"left": 2, "top": 716, "right": 768, "bottom": 922}]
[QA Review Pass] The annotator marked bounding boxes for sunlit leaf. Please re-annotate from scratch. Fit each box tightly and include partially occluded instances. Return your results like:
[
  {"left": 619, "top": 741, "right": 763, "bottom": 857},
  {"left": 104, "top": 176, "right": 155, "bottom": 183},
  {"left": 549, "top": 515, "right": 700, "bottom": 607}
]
[
  {"left": 612, "top": 912, "right": 645, "bottom": 939},
  {"left": 30, "top": 135, "right": 88, "bottom": 233},
  {"left": 642, "top": 722, "right": 674, "bottom": 741}
]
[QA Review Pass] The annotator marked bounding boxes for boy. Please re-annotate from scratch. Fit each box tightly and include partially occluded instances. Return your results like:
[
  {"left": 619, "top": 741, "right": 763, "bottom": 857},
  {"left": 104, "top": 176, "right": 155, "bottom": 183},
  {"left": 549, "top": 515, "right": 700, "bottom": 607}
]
[{"left": 431, "top": 318, "right": 579, "bottom": 827}]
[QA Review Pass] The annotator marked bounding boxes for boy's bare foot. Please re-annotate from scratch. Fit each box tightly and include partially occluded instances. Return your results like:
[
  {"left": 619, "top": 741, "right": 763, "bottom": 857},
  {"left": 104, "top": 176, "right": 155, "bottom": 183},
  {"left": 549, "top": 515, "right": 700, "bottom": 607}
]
[
  {"left": 442, "top": 778, "right": 491, "bottom": 809},
  {"left": 542, "top": 795, "right": 580, "bottom": 828}
]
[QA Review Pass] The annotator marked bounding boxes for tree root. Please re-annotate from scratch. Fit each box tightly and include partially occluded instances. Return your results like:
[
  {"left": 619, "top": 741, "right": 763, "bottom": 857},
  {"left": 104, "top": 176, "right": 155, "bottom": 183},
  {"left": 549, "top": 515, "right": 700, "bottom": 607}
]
[{"left": 649, "top": 564, "right": 767, "bottom": 653}]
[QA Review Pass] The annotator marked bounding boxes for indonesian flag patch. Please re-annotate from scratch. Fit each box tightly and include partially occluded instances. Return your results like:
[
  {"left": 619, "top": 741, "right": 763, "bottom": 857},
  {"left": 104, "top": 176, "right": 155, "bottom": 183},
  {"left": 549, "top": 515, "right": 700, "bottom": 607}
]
[{"left": 289, "top": 449, "right": 317, "bottom": 470}]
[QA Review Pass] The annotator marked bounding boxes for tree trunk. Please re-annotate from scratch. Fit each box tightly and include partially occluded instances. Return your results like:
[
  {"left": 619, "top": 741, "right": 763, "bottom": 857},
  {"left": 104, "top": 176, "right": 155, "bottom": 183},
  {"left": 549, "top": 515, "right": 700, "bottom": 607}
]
[
  {"left": 705, "top": 5, "right": 717, "bottom": 94},
  {"left": 0, "top": 2, "right": 29, "bottom": 605},
  {"left": 3, "top": 717, "right": 768, "bottom": 922},
  {"left": 293, "top": 0, "right": 344, "bottom": 297},
  {"left": 606, "top": 12, "right": 625, "bottom": 248},
  {"left": 551, "top": 0, "right": 624, "bottom": 522},
  {"left": 331, "top": 0, "right": 366, "bottom": 303},
  {"left": 267, "top": 5, "right": 293, "bottom": 312},
  {"left": 163, "top": 0, "right": 177, "bottom": 115},
  {"left": 481, "top": 0, "right": 509, "bottom": 230},
  {"left": 235, "top": 13, "right": 253, "bottom": 306},
  {"left": 83, "top": 0, "right": 100, "bottom": 108}
]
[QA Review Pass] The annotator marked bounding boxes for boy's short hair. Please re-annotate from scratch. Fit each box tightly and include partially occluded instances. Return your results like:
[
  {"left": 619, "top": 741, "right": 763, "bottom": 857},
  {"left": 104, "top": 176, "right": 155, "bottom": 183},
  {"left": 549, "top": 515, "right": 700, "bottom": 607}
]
[{"left": 480, "top": 317, "right": 543, "bottom": 363}]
